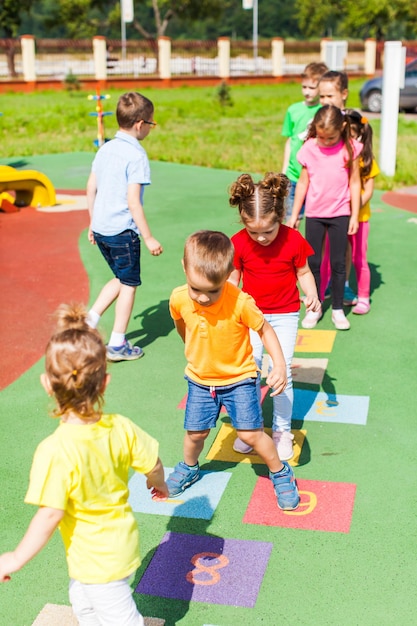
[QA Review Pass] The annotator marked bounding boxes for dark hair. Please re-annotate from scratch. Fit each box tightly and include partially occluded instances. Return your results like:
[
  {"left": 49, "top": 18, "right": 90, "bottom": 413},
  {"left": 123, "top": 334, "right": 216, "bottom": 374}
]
[
  {"left": 307, "top": 105, "right": 355, "bottom": 169},
  {"left": 344, "top": 109, "right": 374, "bottom": 178},
  {"left": 45, "top": 303, "right": 107, "bottom": 419},
  {"left": 302, "top": 62, "right": 329, "bottom": 81},
  {"left": 183, "top": 230, "right": 235, "bottom": 283},
  {"left": 229, "top": 172, "right": 290, "bottom": 225},
  {"left": 116, "top": 92, "right": 154, "bottom": 128},
  {"left": 319, "top": 70, "right": 349, "bottom": 92}
]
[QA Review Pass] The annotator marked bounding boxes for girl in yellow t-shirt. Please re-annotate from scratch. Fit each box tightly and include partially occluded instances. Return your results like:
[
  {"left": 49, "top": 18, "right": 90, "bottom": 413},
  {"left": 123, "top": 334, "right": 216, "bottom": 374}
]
[
  {"left": 345, "top": 109, "right": 380, "bottom": 315},
  {"left": 0, "top": 303, "right": 168, "bottom": 625}
]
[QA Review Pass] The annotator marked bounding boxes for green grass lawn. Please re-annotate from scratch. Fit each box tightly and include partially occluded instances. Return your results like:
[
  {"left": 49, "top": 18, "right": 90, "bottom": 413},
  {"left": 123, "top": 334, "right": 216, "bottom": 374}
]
[{"left": 0, "top": 79, "right": 416, "bottom": 189}]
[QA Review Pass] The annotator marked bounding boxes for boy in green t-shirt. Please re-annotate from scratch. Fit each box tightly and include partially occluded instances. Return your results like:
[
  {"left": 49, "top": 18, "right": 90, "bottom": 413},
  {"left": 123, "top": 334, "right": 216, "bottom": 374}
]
[{"left": 282, "top": 62, "right": 328, "bottom": 220}]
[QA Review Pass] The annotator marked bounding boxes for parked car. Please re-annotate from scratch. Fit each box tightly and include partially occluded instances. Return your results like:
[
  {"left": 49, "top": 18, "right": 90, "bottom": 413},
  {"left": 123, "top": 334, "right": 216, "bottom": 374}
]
[{"left": 360, "top": 58, "right": 417, "bottom": 113}]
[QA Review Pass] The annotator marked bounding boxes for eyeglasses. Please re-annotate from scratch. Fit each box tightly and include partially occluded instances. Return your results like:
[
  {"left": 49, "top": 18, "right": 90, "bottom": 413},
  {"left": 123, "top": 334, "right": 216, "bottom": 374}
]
[{"left": 142, "top": 119, "right": 157, "bottom": 127}]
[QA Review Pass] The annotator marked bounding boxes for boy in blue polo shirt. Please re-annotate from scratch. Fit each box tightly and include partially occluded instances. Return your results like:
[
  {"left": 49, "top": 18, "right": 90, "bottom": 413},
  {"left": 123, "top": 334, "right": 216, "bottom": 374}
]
[{"left": 86, "top": 92, "right": 163, "bottom": 361}]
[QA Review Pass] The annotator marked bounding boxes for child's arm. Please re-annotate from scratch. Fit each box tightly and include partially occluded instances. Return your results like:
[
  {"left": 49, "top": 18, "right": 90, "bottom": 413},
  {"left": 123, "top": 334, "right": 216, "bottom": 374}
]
[
  {"left": 228, "top": 269, "right": 241, "bottom": 287},
  {"left": 257, "top": 320, "right": 287, "bottom": 397},
  {"left": 127, "top": 183, "right": 163, "bottom": 256},
  {"left": 287, "top": 167, "right": 309, "bottom": 229},
  {"left": 348, "top": 158, "right": 361, "bottom": 235},
  {"left": 297, "top": 263, "right": 321, "bottom": 312},
  {"left": 361, "top": 177, "right": 375, "bottom": 207},
  {"left": 282, "top": 138, "right": 291, "bottom": 173},
  {"left": 174, "top": 318, "right": 186, "bottom": 343},
  {"left": 0, "top": 507, "right": 64, "bottom": 582},
  {"left": 146, "top": 457, "right": 169, "bottom": 500},
  {"left": 86, "top": 171, "right": 97, "bottom": 245}
]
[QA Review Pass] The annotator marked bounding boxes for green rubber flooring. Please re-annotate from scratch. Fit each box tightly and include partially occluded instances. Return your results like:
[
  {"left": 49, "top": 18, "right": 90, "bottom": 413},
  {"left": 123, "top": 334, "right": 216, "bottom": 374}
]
[{"left": 0, "top": 153, "right": 416, "bottom": 626}]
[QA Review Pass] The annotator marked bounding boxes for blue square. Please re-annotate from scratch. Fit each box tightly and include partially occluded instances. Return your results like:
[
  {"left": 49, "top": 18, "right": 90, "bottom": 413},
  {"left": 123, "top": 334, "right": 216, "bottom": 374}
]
[
  {"left": 293, "top": 389, "right": 369, "bottom": 425},
  {"left": 129, "top": 468, "right": 232, "bottom": 520}
]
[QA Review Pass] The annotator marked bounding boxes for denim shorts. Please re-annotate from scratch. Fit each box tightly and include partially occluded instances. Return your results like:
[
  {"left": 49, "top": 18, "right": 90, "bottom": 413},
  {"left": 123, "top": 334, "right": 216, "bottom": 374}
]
[
  {"left": 94, "top": 230, "right": 141, "bottom": 287},
  {"left": 285, "top": 180, "right": 305, "bottom": 221},
  {"left": 184, "top": 376, "right": 263, "bottom": 431}
]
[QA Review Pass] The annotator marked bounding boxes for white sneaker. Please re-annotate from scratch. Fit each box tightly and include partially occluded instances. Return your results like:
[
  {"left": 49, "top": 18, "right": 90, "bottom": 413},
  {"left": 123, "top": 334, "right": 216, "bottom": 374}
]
[
  {"left": 331, "top": 309, "right": 350, "bottom": 330},
  {"left": 273, "top": 431, "right": 294, "bottom": 461},
  {"left": 233, "top": 437, "right": 253, "bottom": 454},
  {"left": 301, "top": 308, "right": 322, "bottom": 329}
]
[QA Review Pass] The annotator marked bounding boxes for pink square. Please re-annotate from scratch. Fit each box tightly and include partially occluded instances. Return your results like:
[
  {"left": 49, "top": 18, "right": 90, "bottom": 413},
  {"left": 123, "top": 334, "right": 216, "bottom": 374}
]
[{"left": 243, "top": 477, "right": 356, "bottom": 533}]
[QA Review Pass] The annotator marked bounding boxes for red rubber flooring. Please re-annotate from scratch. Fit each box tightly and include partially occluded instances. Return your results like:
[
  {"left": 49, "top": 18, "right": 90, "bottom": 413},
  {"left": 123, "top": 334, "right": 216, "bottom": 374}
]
[{"left": 0, "top": 205, "right": 89, "bottom": 390}]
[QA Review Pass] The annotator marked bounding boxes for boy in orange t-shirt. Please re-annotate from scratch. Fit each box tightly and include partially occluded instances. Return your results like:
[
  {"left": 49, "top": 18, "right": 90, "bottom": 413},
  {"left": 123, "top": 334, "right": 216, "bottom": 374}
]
[{"left": 165, "top": 230, "right": 300, "bottom": 511}]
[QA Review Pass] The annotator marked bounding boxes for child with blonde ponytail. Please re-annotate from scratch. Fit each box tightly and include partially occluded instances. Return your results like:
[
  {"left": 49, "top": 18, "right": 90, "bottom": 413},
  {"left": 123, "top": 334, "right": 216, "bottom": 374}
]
[{"left": 0, "top": 303, "right": 167, "bottom": 625}]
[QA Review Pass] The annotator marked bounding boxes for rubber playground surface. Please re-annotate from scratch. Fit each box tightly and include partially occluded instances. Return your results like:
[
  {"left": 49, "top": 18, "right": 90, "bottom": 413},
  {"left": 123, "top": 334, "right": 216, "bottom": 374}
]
[{"left": 0, "top": 152, "right": 416, "bottom": 626}]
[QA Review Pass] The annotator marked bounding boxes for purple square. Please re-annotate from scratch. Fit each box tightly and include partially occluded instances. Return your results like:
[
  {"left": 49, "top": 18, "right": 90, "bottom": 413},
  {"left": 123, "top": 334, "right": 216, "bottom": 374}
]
[{"left": 135, "top": 532, "right": 272, "bottom": 607}]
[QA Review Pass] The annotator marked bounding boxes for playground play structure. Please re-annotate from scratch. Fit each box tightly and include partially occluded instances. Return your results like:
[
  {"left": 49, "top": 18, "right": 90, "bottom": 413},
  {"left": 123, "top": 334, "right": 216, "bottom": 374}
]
[
  {"left": 0, "top": 165, "right": 56, "bottom": 212},
  {"left": 88, "top": 89, "right": 112, "bottom": 147}
]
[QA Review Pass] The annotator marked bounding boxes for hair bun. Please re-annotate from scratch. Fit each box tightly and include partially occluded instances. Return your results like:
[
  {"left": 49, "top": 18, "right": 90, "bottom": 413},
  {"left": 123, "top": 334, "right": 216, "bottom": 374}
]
[
  {"left": 54, "top": 303, "right": 89, "bottom": 333},
  {"left": 261, "top": 172, "right": 290, "bottom": 199},
  {"left": 229, "top": 173, "right": 255, "bottom": 207}
]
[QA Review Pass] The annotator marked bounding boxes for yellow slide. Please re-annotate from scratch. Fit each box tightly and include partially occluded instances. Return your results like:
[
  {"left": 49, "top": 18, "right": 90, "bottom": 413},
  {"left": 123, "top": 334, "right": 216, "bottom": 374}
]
[{"left": 0, "top": 165, "right": 56, "bottom": 207}]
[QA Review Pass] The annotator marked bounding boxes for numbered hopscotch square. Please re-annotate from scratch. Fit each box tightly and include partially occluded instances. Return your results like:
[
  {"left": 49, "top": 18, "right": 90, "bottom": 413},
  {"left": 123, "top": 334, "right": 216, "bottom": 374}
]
[
  {"left": 295, "top": 329, "right": 337, "bottom": 353},
  {"left": 262, "top": 355, "right": 328, "bottom": 385},
  {"left": 293, "top": 389, "right": 369, "bottom": 425},
  {"left": 205, "top": 422, "right": 306, "bottom": 467},
  {"left": 243, "top": 478, "right": 356, "bottom": 533},
  {"left": 135, "top": 531, "right": 272, "bottom": 607},
  {"left": 129, "top": 469, "right": 232, "bottom": 520}
]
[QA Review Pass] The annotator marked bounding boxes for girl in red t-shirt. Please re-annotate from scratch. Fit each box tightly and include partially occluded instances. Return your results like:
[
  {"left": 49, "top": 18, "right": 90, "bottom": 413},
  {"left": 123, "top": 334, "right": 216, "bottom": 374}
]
[{"left": 229, "top": 172, "right": 320, "bottom": 461}]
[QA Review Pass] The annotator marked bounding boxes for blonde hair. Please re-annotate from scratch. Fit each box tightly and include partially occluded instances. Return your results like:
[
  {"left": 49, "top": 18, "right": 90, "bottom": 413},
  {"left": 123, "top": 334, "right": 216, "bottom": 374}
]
[
  {"left": 229, "top": 172, "right": 290, "bottom": 225},
  {"left": 45, "top": 303, "right": 107, "bottom": 419},
  {"left": 183, "top": 230, "right": 235, "bottom": 283}
]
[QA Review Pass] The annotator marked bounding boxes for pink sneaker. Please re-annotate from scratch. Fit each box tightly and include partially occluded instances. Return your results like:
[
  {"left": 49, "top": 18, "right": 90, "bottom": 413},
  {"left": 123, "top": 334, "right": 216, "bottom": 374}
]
[
  {"left": 352, "top": 299, "right": 370, "bottom": 315},
  {"left": 273, "top": 431, "right": 294, "bottom": 461},
  {"left": 233, "top": 437, "right": 253, "bottom": 454}
]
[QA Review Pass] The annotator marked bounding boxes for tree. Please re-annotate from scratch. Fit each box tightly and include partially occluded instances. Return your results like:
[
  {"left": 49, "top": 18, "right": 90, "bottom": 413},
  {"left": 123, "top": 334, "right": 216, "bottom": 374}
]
[
  {"left": 294, "top": 0, "right": 416, "bottom": 40},
  {"left": 0, "top": 0, "right": 33, "bottom": 76},
  {"left": 132, "top": 0, "right": 223, "bottom": 40}
]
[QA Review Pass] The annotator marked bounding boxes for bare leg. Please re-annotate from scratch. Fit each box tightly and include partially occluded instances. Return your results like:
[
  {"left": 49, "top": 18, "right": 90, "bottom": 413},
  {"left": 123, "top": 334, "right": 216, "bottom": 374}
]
[
  {"left": 113, "top": 284, "right": 136, "bottom": 334},
  {"left": 237, "top": 429, "right": 284, "bottom": 473},
  {"left": 183, "top": 430, "right": 210, "bottom": 466},
  {"left": 90, "top": 278, "right": 121, "bottom": 317}
]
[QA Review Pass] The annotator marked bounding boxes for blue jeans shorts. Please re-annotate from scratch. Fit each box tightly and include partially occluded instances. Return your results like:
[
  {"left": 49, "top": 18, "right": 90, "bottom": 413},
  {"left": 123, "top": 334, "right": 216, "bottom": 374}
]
[
  {"left": 94, "top": 230, "right": 141, "bottom": 287},
  {"left": 184, "top": 376, "right": 263, "bottom": 431},
  {"left": 285, "top": 180, "right": 305, "bottom": 221}
]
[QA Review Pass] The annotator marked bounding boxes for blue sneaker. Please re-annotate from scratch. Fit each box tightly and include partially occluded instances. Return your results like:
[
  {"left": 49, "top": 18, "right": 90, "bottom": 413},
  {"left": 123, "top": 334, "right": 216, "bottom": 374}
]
[
  {"left": 166, "top": 461, "right": 200, "bottom": 497},
  {"left": 270, "top": 462, "right": 300, "bottom": 511},
  {"left": 106, "top": 340, "right": 144, "bottom": 362},
  {"left": 343, "top": 285, "right": 358, "bottom": 306}
]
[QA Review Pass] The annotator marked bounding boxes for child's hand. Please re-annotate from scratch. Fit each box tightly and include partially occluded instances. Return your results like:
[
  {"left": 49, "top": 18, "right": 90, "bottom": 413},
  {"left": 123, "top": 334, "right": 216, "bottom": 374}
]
[
  {"left": 88, "top": 227, "right": 96, "bottom": 245},
  {"left": 348, "top": 217, "right": 359, "bottom": 236},
  {"left": 286, "top": 216, "right": 298, "bottom": 229},
  {"left": 266, "top": 366, "right": 287, "bottom": 397},
  {"left": 0, "top": 552, "right": 17, "bottom": 582},
  {"left": 150, "top": 487, "right": 169, "bottom": 502},
  {"left": 144, "top": 236, "right": 163, "bottom": 256},
  {"left": 304, "top": 295, "right": 321, "bottom": 313}
]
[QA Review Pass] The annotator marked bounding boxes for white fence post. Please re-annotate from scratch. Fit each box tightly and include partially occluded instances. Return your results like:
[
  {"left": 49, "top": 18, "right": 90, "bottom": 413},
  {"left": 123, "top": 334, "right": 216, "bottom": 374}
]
[
  {"left": 379, "top": 41, "right": 406, "bottom": 176},
  {"left": 271, "top": 38, "right": 284, "bottom": 77},
  {"left": 218, "top": 37, "right": 230, "bottom": 79},
  {"left": 364, "top": 38, "right": 377, "bottom": 76},
  {"left": 93, "top": 36, "right": 107, "bottom": 80},
  {"left": 158, "top": 37, "right": 171, "bottom": 79},
  {"left": 21, "top": 35, "right": 36, "bottom": 82}
]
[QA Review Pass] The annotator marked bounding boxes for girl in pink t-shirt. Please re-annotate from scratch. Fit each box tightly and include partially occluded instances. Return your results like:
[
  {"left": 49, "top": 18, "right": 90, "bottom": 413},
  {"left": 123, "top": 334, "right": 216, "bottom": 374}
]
[
  {"left": 288, "top": 105, "right": 362, "bottom": 330},
  {"left": 229, "top": 172, "right": 320, "bottom": 461}
]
